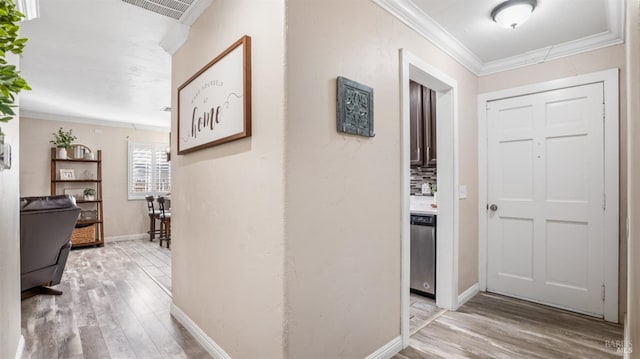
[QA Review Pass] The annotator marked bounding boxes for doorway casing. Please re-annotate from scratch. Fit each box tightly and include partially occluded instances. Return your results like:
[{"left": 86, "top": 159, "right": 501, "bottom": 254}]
[
  {"left": 400, "top": 49, "right": 460, "bottom": 348},
  {"left": 477, "top": 68, "right": 620, "bottom": 323}
]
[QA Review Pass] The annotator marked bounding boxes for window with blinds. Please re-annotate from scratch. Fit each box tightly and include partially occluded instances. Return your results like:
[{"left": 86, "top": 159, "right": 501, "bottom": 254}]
[{"left": 128, "top": 141, "right": 171, "bottom": 199}]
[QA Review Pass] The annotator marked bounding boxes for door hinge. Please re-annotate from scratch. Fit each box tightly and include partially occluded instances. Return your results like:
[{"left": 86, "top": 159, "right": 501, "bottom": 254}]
[
  {"left": 602, "top": 193, "right": 606, "bottom": 210},
  {"left": 602, "top": 103, "right": 606, "bottom": 119},
  {"left": 602, "top": 284, "right": 606, "bottom": 301}
]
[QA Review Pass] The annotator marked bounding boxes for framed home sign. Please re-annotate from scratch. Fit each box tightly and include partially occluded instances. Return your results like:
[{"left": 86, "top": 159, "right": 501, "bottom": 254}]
[{"left": 177, "top": 35, "right": 252, "bottom": 155}]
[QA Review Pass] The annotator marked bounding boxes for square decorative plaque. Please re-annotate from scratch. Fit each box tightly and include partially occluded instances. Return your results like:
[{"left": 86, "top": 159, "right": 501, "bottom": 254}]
[{"left": 336, "top": 76, "right": 374, "bottom": 137}]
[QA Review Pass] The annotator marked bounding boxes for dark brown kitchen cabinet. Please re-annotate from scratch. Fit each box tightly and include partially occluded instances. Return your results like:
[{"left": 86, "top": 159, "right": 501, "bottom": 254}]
[{"left": 410, "top": 81, "right": 437, "bottom": 168}]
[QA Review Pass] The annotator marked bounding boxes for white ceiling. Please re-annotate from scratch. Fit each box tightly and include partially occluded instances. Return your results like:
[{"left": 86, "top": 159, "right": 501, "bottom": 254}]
[
  {"left": 18, "top": 0, "right": 624, "bottom": 128},
  {"left": 412, "top": 0, "right": 608, "bottom": 62},
  {"left": 374, "top": 0, "right": 624, "bottom": 75},
  {"left": 20, "top": 0, "right": 175, "bottom": 129}
]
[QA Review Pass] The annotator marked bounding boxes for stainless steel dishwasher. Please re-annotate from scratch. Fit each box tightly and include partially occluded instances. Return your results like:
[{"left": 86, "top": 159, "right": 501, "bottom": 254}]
[{"left": 410, "top": 214, "right": 436, "bottom": 297}]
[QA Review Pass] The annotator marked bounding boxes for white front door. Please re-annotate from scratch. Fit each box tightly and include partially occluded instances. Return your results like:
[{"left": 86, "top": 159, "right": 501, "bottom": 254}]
[{"left": 487, "top": 83, "right": 605, "bottom": 317}]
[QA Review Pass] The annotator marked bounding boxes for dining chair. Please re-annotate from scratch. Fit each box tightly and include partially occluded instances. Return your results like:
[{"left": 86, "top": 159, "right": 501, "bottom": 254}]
[
  {"left": 145, "top": 195, "right": 161, "bottom": 241},
  {"left": 157, "top": 196, "right": 171, "bottom": 248}
]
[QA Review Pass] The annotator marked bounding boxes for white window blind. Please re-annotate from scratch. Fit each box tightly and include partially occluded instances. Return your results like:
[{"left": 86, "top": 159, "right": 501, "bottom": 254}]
[{"left": 128, "top": 142, "right": 171, "bottom": 199}]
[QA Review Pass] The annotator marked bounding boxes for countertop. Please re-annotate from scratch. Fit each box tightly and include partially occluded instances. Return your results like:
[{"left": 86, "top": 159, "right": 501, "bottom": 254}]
[{"left": 410, "top": 195, "right": 438, "bottom": 215}]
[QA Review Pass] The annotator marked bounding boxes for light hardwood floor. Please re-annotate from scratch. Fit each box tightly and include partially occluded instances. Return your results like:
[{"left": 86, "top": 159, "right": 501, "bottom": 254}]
[
  {"left": 397, "top": 292, "right": 624, "bottom": 359},
  {"left": 115, "top": 239, "right": 172, "bottom": 292},
  {"left": 409, "top": 293, "right": 446, "bottom": 335},
  {"left": 21, "top": 243, "right": 209, "bottom": 359}
]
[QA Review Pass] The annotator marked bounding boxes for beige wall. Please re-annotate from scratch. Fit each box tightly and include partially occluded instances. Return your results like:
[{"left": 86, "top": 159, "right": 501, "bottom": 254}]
[
  {"left": 19, "top": 117, "right": 168, "bottom": 239},
  {"left": 284, "top": 0, "right": 478, "bottom": 357},
  {"left": 479, "top": 44, "right": 628, "bottom": 323},
  {"left": 625, "top": 0, "right": 640, "bottom": 355},
  {"left": 170, "top": 0, "right": 286, "bottom": 358},
  {"left": 0, "top": 66, "right": 22, "bottom": 358}
]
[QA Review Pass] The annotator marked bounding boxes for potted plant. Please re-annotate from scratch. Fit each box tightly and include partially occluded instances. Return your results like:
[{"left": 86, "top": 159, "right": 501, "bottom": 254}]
[
  {"left": 83, "top": 188, "right": 96, "bottom": 201},
  {"left": 50, "top": 127, "right": 77, "bottom": 159}
]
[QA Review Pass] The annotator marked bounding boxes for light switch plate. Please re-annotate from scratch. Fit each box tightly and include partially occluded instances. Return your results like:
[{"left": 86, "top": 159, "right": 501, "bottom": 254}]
[{"left": 459, "top": 185, "right": 467, "bottom": 199}]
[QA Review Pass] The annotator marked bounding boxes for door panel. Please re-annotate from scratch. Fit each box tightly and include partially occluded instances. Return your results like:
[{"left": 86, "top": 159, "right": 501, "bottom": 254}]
[{"left": 487, "top": 83, "right": 604, "bottom": 317}]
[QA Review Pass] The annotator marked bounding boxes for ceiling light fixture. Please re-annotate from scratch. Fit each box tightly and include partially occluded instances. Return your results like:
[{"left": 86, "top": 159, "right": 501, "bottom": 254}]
[
  {"left": 491, "top": 0, "right": 536, "bottom": 29},
  {"left": 15, "top": 0, "right": 40, "bottom": 21}
]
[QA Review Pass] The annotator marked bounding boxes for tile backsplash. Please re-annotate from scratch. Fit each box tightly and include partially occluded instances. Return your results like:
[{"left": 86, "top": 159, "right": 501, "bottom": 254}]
[{"left": 410, "top": 166, "right": 437, "bottom": 196}]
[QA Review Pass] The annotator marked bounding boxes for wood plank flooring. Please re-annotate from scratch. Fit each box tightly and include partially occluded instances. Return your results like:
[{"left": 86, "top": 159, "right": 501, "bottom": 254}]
[
  {"left": 409, "top": 293, "right": 446, "bottom": 335},
  {"left": 21, "top": 243, "right": 209, "bottom": 359},
  {"left": 115, "top": 239, "right": 172, "bottom": 292},
  {"left": 396, "top": 292, "right": 624, "bottom": 359}
]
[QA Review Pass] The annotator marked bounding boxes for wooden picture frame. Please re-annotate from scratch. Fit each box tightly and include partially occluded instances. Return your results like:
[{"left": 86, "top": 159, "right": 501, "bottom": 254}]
[
  {"left": 59, "top": 169, "right": 75, "bottom": 180},
  {"left": 177, "top": 35, "right": 252, "bottom": 154}
]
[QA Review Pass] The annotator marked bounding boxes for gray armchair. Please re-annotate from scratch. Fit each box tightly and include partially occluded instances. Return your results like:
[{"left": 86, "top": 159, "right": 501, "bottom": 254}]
[{"left": 20, "top": 195, "right": 80, "bottom": 299}]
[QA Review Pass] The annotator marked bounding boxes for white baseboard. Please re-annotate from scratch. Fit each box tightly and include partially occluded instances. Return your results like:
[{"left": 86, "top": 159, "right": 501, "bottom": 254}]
[
  {"left": 104, "top": 233, "right": 147, "bottom": 242},
  {"left": 457, "top": 283, "right": 479, "bottom": 308},
  {"left": 15, "top": 335, "right": 24, "bottom": 359},
  {"left": 365, "top": 336, "right": 403, "bottom": 359},
  {"left": 170, "top": 303, "right": 231, "bottom": 359}
]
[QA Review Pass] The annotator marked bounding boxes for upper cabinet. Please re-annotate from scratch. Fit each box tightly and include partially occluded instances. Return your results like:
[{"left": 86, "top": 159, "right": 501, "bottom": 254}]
[{"left": 410, "top": 81, "right": 437, "bottom": 168}]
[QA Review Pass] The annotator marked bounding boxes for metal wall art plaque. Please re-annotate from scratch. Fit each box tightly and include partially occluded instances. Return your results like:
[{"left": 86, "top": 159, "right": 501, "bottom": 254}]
[{"left": 336, "top": 76, "right": 374, "bottom": 137}]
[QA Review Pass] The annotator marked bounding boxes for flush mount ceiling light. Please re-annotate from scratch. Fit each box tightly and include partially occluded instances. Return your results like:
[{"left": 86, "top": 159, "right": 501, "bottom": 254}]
[{"left": 491, "top": 0, "right": 537, "bottom": 29}]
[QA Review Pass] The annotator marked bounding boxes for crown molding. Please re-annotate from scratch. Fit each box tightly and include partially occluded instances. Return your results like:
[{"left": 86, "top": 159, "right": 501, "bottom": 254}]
[
  {"left": 159, "top": 0, "right": 215, "bottom": 55},
  {"left": 479, "top": 30, "right": 624, "bottom": 75},
  {"left": 372, "top": 0, "right": 625, "bottom": 76},
  {"left": 371, "top": 0, "right": 483, "bottom": 74},
  {"left": 20, "top": 111, "right": 170, "bottom": 132}
]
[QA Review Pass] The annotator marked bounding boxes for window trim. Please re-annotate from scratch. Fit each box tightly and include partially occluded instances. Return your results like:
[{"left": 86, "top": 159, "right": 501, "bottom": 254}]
[{"left": 127, "top": 141, "right": 171, "bottom": 200}]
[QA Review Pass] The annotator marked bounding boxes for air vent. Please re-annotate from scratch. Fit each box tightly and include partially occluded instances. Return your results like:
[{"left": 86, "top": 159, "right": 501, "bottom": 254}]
[{"left": 122, "top": 0, "right": 194, "bottom": 20}]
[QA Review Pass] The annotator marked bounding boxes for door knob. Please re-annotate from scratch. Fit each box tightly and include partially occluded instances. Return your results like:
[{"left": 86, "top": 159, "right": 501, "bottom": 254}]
[{"left": 489, "top": 204, "right": 498, "bottom": 211}]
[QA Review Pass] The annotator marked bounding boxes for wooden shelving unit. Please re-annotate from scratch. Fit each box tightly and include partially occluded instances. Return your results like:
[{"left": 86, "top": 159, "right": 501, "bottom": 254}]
[{"left": 50, "top": 148, "right": 104, "bottom": 248}]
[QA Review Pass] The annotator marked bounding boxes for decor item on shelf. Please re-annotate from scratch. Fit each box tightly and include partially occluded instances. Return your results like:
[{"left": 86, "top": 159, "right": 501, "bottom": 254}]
[
  {"left": 178, "top": 35, "right": 252, "bottom": 154},
  {"left": 80, "top": 169, "right": 94, "bottom": 180},
  {"left": 336, "top": 76, "right": 375, "bottom": 138},
  {"left": 80, "top": 209, "right": 97, "bottom": 221},
  {"left": 0, "top": 0, "right": 31, "bottom": 128},
  {"left": 50, "top": 127, "right": 77, "bottom": 159},
  {"left": 70, "top": 143, "right": 93, "bottom": 160},
  {"left": 83, "top": 188, "right": 95, "bottom": 201},
  {"left": 59, "top": 168, "right": 75, "bottom": 180},
  {"left": 63, "top": 188, "right": 83, "bottom": 201}
]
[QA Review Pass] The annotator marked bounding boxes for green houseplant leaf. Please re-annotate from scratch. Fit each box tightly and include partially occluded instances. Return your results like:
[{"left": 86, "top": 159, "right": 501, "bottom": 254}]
[{"left": 0, "top": 0, "right": 31, "bottom": 130}]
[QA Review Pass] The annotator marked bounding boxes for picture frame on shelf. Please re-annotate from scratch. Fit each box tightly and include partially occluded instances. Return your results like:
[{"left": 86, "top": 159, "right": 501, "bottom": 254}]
[
  {"left": 59, "top": 169, "right": 75, "bottom": 180},
  {"left": 63, "top": 188, "right": 84, "bottom": 201}
]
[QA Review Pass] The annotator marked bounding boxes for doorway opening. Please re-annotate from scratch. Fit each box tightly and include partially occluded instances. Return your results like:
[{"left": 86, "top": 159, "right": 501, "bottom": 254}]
[{"left": 400, "top": 49, "right": 460, "bottom": 347}]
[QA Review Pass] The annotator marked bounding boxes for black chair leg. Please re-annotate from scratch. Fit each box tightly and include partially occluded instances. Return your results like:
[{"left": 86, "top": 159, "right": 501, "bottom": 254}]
[{"left": 21, "top": 286, "right": 63, "bottom": 300}]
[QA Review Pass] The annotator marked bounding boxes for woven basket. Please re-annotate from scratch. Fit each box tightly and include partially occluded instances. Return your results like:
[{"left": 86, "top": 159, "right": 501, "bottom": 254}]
[{"left": 71, "top": 224, "right": 96, "bottom": 245}]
